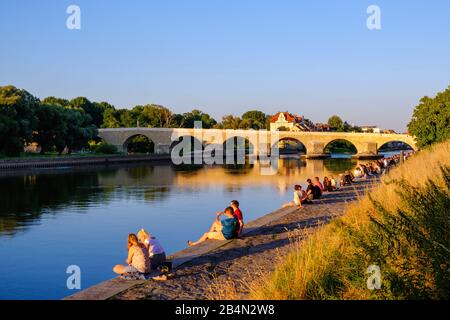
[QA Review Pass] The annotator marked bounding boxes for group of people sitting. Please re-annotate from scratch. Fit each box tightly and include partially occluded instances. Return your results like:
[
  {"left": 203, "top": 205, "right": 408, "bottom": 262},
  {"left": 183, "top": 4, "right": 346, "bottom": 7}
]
[
  {"left": 188, "top": 200, "right": 244, "bottom": 246},
  {"left": 113, "top": 229, "right": 166, "bottom": 276},
  {"left": 113, "top": 201, "right": 244, "bottom": 277},
  {"left": 113, "top": 153, "right": 412, "bottom": 277},
  {"left": 283, "top": 153, "right": 410, "bottom": 208},
  {"left": 282, "top": 177, "right": 328, "bottom": 207}
]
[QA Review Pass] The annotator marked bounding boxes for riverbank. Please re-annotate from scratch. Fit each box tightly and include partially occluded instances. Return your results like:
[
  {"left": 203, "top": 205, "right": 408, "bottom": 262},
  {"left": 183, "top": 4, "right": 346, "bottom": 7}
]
[
  {"left": 65, "top": 176, "right": 378, "bottom": 300},
  {"left": 0, "top": 154, "right": 171, "bottom": 170},
  {"left": 250, "top": 140, "right": 450, "bottom": 300}
]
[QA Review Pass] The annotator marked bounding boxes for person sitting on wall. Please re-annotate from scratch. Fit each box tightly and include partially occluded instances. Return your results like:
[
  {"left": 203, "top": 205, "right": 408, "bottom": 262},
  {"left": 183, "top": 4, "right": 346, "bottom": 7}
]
[
  {"left": 283, "top": 185, "right": 308, "bottom": 208},
  {"left": 188, "top": 207, "right": 238, "bottom": 246},
  {"left": 306, "top": 179, "right": 322, "bottom": 200},
  {"left": 113, "top": 233, "right": 150, "bottom": 275},
  {"left": 329, "top": 175, "right": 339, "bottom": 190},
  {"left": 314, "top": 177, "right": 324, "bottom": 192},
  {"left": 341, "top": 171, "right": 354, "bottom": 185},
  {"left": 137, "top": 229, "right": 166, "bottom": 270},
  {"left": 230, "top": 200, "right": 244, "bottom": 236},
  {"left": 323, "top": 176, "right": 332, "bottom": 192}
]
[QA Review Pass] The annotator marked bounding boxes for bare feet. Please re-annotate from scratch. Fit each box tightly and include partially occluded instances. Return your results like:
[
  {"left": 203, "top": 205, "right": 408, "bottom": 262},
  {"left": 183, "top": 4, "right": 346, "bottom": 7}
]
[
  {"left": 188, "top": 240, "right": 193, "bottom": 246},
  {"left": 152, "top": 273, "right": 174, "bottom": 281}
]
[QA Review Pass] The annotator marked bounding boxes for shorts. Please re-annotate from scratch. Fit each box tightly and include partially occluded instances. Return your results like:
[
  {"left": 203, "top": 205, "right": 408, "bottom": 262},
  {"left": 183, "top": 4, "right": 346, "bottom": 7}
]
[
  {"left": 213, "top": 221, "right": 223, "bottom": 232},
  {"left": 150, "top": 252, "right": 166, "bottom": 270},
  {"left": 123, "top": 265, "right": 142, "bottom": 273},
  {"left": 207, "top": 231, "right": 226, "bottom": 241}
]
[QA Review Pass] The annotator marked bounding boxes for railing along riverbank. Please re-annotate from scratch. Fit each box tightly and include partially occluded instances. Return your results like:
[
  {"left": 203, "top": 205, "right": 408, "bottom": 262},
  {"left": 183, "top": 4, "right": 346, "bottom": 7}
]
[{"left": 0, "top": 154, "right": 172, "bottom": 170}]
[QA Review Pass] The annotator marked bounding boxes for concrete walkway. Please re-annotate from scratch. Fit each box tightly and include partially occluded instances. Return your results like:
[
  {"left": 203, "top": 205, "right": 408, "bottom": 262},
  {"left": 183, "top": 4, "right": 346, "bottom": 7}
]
[
  {"left": 65, "top": 178, "right": 377, "bottom": 300},
  {"left": 64, "top": 206, "right": 300, "bottom": 300}
]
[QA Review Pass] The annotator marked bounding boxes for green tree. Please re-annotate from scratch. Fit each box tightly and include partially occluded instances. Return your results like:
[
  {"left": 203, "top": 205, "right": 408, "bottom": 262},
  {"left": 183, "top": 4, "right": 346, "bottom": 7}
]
[
  {"left": 408, "top": 86, "right": 450, "bottom": 148},
  {"left": 33, "top": 104, "right": 68, "bottom": 154},
  {"left": 70, "top": 97, "right": 103, "bottom": 127},
  {"left": 42, "top": 96, "right": 70, "bottom": 107},
  {"left": 328, "top": 115, "right": 344, "bottom": 131},
  {"left": 64, "top": 108, "right": 97, "bottom": 154},
  {"left": 0, "top": 85, "right": 39, "bottom": 156},
  {"left": 101, "top": 107, "right": 121, "bottom": 128},
  {"left": 242, "top": 110, "right": 268, "bottom": 129},
  {"left": 217, "top": 115, "right": 247, "bottom": 129},
  {"left": 34, "top": 104, "right": 97, "bottom": 154},
  {"left": 178, "top": 109, "right": 217, "bottom": 128},
  {"left": 133, "top": 104, "right": 175, "bottom": 128},
  {"left": 119, "top": 109, "right": 138, "bottom": 127}
]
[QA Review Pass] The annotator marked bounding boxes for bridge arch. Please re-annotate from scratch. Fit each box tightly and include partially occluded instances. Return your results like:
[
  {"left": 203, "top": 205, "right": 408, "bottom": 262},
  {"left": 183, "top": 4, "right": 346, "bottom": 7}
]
[
  {"left": 378, "top": 140, "right": 415, "bottom": 153},
  {"left": 271, "top": 137, "right": 307, "bottom": 154},
  {"left": 170, "top": 135, "right": 204, "bottom": 155},
  {"left": 97, "top": 128, "right": 418, "bottom": 158},
  {"left": 123, "top": 134, "right": 155, "bottom": 154},
  {"left": 323, "top": 139, "right": 358, "bottom": 156},
  {"left": 223, "top": 136, "right": 256, "bottom": 156}
]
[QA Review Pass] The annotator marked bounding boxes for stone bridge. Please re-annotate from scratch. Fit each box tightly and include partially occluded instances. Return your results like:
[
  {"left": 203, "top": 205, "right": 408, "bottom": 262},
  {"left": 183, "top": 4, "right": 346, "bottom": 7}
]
[{"left": 98, "top": 128, "right": 417, "bottom": 158}]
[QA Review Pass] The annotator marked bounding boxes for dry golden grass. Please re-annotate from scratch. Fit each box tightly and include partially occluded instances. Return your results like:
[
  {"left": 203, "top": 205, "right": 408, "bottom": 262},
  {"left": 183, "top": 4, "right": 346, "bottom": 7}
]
[
  {"left": 248, "top": 140, "right": 450, "bottom": 300},
  {"left": 205, "top": 228, "right": 312, "bottom": 300}
]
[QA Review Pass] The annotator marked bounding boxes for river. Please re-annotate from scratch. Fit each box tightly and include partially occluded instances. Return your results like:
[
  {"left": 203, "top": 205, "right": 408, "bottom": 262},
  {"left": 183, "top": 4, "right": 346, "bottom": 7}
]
[{"left": 0, "top": 153, "right": 399, "bottom": 299}]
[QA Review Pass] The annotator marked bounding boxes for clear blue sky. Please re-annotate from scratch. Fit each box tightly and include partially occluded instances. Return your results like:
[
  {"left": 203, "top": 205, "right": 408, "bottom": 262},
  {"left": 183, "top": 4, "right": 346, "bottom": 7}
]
[{"left": 1, "top": 0, "right": 449, "bottom": 132}]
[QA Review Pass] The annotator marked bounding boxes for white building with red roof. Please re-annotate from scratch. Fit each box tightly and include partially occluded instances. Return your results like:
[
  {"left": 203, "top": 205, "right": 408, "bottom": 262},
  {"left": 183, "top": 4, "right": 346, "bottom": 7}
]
[{"left": 269, "top": 112, "right": 308, "bottom": 131}]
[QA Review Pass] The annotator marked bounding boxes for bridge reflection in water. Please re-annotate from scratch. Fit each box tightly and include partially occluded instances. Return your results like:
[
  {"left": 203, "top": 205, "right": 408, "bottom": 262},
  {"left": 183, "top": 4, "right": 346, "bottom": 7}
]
[
  {"left": 0, "top": 157, "right": 358, "bottom": 236},
  {"left": 0, "top": 156, "right": 370, "bottom": 299}
]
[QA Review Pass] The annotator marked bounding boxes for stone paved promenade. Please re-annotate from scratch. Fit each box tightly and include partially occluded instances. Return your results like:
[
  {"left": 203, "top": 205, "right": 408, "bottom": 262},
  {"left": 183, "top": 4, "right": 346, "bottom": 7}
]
[{"left": 111, "top": 179, "right": 377, "bottom": 300}]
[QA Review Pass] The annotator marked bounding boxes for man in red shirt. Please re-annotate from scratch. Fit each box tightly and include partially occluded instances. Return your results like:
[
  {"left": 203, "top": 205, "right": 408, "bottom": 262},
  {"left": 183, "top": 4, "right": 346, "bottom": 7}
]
[{"left": 230, "top": 200, "right": 244, "bottom": 236}]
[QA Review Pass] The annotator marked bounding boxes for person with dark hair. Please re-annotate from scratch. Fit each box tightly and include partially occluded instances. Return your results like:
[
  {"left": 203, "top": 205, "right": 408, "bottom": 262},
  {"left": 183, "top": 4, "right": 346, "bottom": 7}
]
[
  {"left": 306, "top": 178, "right": 322, "bottom": 200},
  {"left": 188, "top": 207, "right": 238, "bottom": 246},
  {"left": 314, "top": 177, "right": 324, "bottom": 192},
  {"left": 323, "top": 176, "right": 332, "bottom": 192},
  {"left": 230, "top": 200, "right": 244, "bottom": 236}
]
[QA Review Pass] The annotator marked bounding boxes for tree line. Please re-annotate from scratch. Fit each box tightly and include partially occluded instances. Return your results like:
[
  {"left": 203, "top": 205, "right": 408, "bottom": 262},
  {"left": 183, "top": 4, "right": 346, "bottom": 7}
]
[
  {"left": 0, "top": 85, "right": 273, "bottom": 156},
  {"left": 2, "top": 84, "right": 448, "bottom": 156},
  {"left": 101, "top": 105, "right": 271, "bottom": 130},
  {"left": 0, "top": 86, "right": 97, "bottom": 156}
]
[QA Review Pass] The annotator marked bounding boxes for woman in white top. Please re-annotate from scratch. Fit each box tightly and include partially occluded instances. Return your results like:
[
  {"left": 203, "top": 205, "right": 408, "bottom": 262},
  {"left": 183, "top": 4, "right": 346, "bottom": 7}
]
[
  {"left": 283, "top": 185, "right": 306, "bottom": 208},
  {"left": 137, "top": 229, "right": 166, "bottom": 270}
]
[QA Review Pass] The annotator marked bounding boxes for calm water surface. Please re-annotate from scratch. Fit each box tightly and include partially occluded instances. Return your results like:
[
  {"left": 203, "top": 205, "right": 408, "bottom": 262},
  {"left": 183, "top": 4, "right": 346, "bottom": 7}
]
[{"left": 0, "top": 154, "right": 397, "bottom": 299}]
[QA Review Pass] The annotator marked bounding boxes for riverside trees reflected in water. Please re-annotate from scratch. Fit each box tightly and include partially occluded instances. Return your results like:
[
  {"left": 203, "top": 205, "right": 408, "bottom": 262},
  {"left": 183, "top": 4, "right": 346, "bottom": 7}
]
[
  {"left": 0, "top": 156, "right": 375, "bottom": 299},
  {"left": 0, "top": 157, "right": 358, "bottom": 237}
]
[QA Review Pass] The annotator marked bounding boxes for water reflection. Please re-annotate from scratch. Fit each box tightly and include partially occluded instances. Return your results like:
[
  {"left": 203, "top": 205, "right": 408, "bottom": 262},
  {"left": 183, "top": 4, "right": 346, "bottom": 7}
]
[
  {"left": 0, "top": 172, "right": 106, "bottom": 236},
  {"left": 0, "top": 156, "right": 384, "bottom": 299},
  {"left": 323, "top": 158, "right": 357, "bottom": 172},
  {"left": 0, "top": 158, "right": 362, "bottom": 237}
]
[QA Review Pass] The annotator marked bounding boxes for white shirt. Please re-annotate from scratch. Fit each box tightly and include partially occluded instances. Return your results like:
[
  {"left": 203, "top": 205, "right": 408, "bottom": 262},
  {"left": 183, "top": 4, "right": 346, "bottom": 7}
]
[
  {"left": 293, "top": 191, "right": 302, "bottom": 206},
  {"left": 330, "top": 178, "right": 336, "bottom": 187},
  {"left": 144, "top": 237, "right": 165, "bottom": 257}
]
